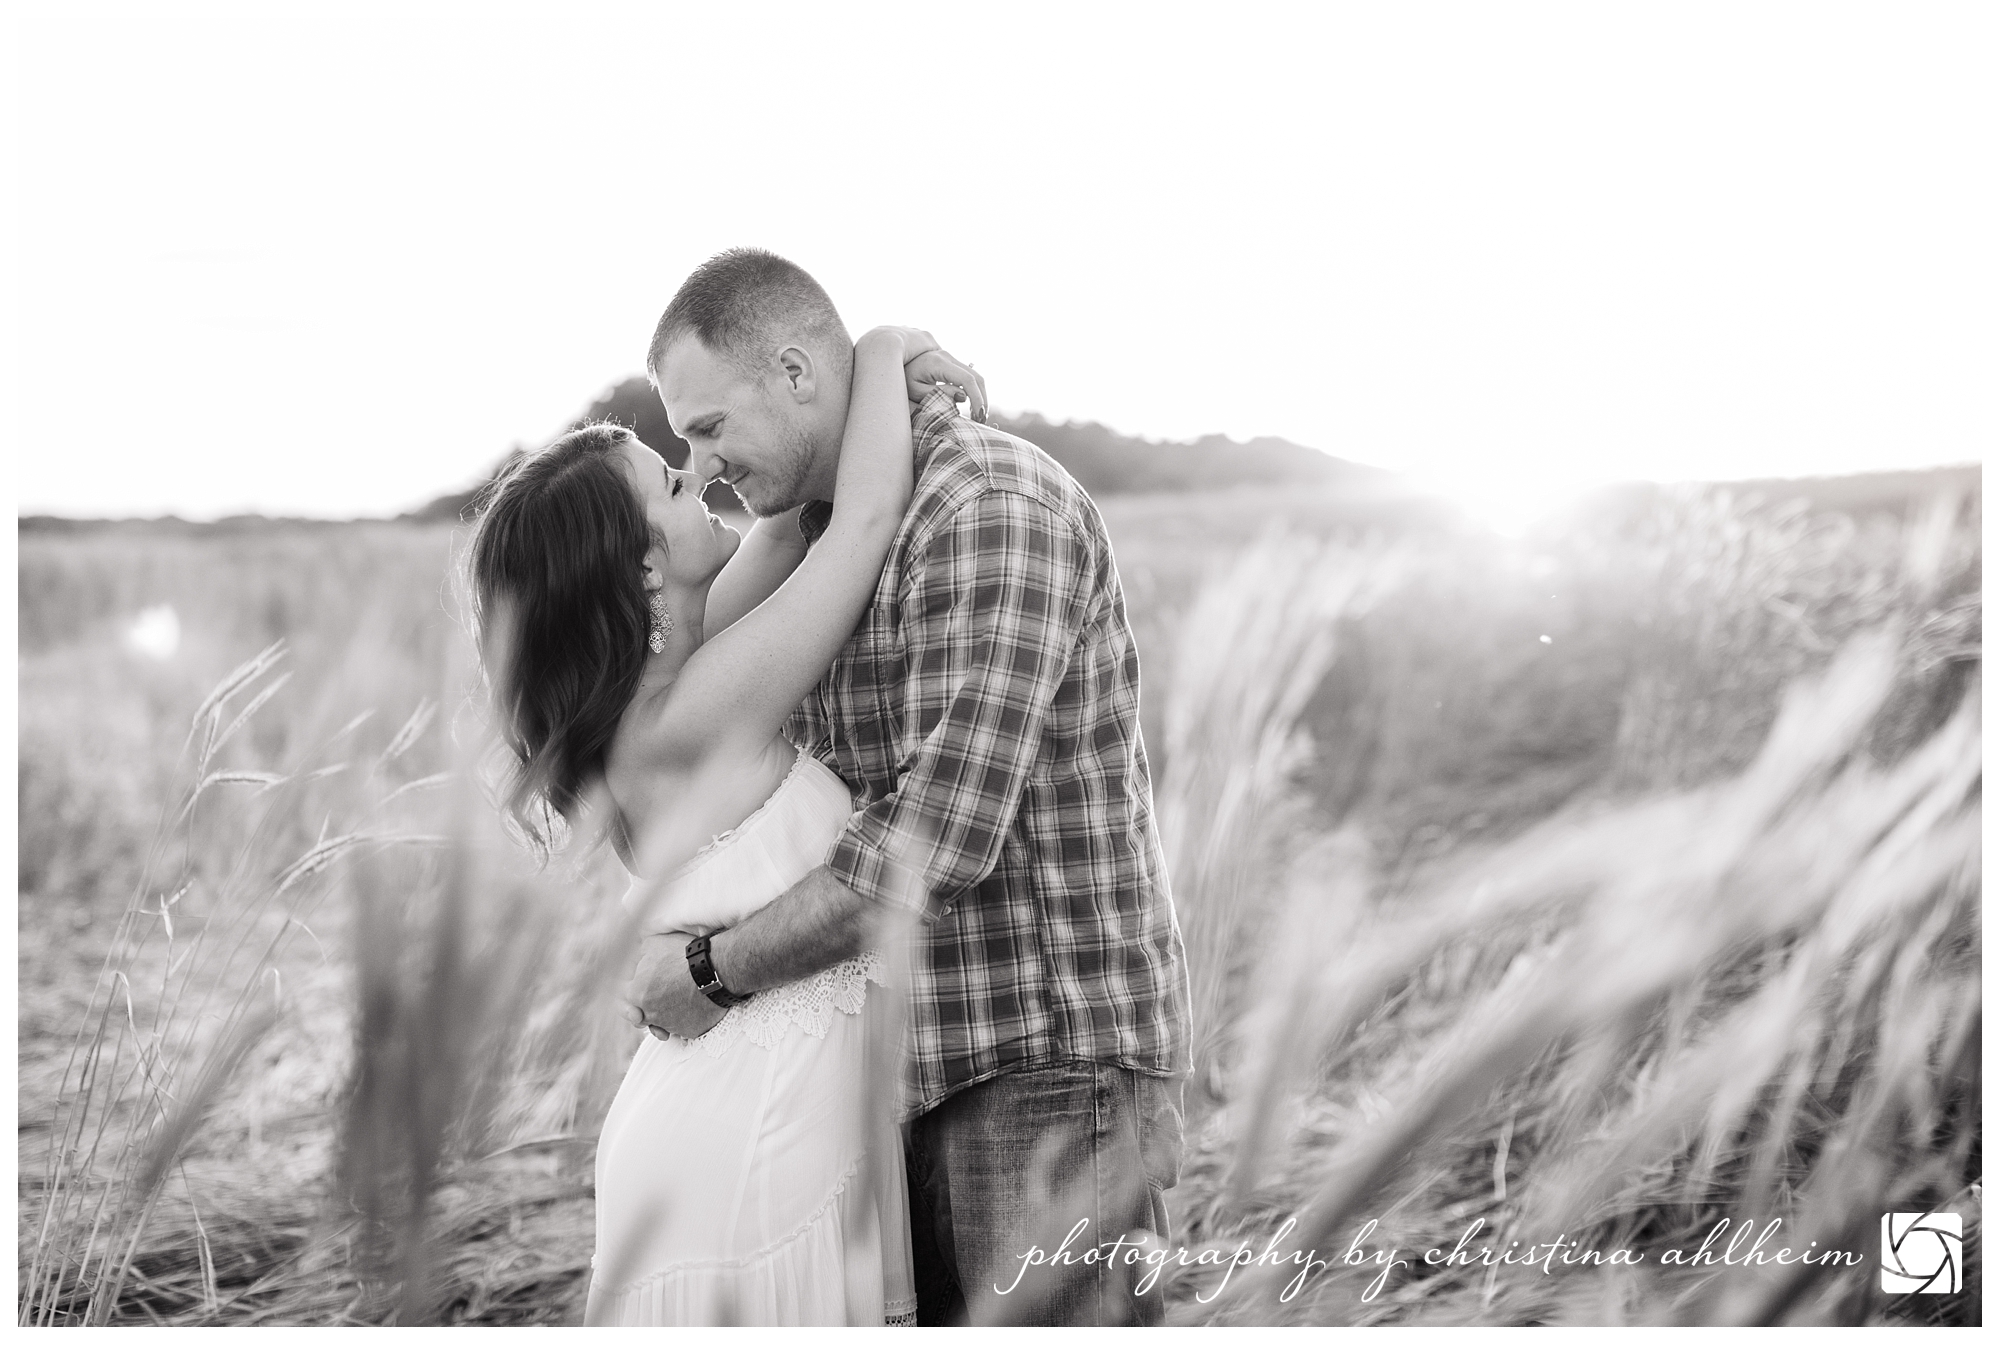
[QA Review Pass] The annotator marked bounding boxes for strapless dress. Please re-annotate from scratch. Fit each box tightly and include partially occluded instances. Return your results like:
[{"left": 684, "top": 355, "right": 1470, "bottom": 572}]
[{"left": 582, "top": 750, "right": 916, "bottom": 1327}]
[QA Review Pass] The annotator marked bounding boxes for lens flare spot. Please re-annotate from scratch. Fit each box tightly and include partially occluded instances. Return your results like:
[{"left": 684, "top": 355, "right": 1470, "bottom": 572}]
[{"left": 127, "top": 604, "right": 181, "bottom": 661}]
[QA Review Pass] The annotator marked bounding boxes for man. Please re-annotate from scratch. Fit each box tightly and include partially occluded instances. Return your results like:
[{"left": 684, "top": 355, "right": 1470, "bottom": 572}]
[{"left": 632, "top": 248, "right": 1190, "bottom": 1326}]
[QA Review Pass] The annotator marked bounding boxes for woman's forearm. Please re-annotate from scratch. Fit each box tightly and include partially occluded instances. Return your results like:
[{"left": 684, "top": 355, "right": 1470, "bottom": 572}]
[
  {"left": 823, "top": 331, "right": 915, "bottom": 539},
  {"left": 704, "top": 509, "right": 810, "bottom": 634}
]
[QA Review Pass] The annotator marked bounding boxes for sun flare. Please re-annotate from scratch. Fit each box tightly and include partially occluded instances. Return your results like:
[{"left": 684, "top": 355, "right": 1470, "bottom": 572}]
[{"left": 1415, "top": 468, "right": 1603, "bottom": 539}]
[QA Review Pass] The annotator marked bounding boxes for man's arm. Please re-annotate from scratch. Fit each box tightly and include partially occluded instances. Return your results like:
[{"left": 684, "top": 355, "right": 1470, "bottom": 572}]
[
  {"left": 628, "top": 866, "right": 876, "bottom": 1038},
  {"left": 818, "top": 488, "right": 1094, "bottom": 920}
]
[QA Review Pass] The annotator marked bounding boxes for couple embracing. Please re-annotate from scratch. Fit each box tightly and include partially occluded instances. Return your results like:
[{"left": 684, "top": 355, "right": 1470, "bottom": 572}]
[{"left": 467, "top": 249, "right": 1191, "bottom": 1327}]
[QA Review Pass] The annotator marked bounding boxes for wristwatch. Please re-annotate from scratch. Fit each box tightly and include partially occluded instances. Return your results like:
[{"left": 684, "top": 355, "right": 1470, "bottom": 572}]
[{"left": 685, "top": 933, "right": 750, "bottom": 1009}]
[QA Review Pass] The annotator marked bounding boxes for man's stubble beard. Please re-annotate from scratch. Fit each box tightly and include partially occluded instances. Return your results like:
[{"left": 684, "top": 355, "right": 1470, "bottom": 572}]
[{"left": 740, "top": 420, "right": 821, "bottom": 519}]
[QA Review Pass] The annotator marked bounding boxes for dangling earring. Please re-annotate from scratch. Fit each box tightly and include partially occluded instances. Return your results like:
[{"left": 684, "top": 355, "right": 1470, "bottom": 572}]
[{"left": 648, "top": 593, "right": 674, "bottom": 654}]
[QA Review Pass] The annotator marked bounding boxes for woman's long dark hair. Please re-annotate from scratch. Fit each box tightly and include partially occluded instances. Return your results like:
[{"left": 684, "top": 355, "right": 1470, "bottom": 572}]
[{"left": 464, "top": 422, "right": 656, "bottom": 845}]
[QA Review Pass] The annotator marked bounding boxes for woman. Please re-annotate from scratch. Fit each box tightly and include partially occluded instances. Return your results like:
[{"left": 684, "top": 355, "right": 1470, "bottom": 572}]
[{"left": 465, "top": 327, "right": 983, "bottom": 1326}]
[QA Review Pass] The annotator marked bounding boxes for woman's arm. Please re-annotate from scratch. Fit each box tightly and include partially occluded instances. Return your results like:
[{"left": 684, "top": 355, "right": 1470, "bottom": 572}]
[
  {"left": 630, "top": 328, "right": 922, "bottom": 764},
  {"left": 701, "top": 506, "right": 810, "bottom": 637}
]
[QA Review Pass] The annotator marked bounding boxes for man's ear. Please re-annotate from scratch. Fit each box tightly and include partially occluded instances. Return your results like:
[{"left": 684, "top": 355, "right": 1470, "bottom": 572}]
[{"left": 775, "top": 344, "right": 817, "bottom": 405}]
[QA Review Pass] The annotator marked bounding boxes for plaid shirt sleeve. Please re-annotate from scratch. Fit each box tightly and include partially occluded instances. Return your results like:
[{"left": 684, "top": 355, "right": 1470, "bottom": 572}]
[{"left": 821, "top": 486, "right": 1092, "bottom": 921}]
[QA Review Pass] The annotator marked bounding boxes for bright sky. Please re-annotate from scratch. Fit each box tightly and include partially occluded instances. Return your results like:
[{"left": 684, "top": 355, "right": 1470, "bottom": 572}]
[{"left": 8, "top": 2, "right": 1993, "bottom": 522}]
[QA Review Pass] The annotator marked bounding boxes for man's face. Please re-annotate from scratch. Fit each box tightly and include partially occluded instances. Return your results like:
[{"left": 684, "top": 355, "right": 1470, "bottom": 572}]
[{"left": 654, "top": 336, "right": 815, "bottom": 518}]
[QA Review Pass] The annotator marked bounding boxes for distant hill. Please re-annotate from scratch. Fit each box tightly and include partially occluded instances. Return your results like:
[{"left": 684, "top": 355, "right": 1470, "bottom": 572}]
[
  {"left": 1566, "top": 462, "right": 1981, "bottom": 533},
  {"left": 403, "top": 377, "right": 698, "bottom": 523},
  {"left": 987, "top": 411, "right": 1387, "bottom": 497},
  {"left": 1714, "top": 463, "right": 1980, "bottom": 517},
  {"left": 403, "top": 375, "right": 1381, "bottom": 523},
  {"left": 22, "top": 376, "right": 1974, "bottom": 532}
]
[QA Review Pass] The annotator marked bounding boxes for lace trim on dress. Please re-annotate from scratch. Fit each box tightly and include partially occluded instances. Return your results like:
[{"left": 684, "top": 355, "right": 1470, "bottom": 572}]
[
  {"left": 692, "top": 951, "right": 889, "bottom": 1057},
  {"left": 671, "top": 747, "right": 814, "bottom": 880}
]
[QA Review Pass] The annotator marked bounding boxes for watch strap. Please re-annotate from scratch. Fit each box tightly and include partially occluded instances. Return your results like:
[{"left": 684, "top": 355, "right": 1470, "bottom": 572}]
[{"left": 685, "top": 933, "right": 749, "bottom": 1008}]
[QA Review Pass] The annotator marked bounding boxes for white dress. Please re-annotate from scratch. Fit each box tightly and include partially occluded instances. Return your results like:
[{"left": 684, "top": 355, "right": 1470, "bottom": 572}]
[{"left": 583, "top": 750, "right": 917, "bottom": 1327}]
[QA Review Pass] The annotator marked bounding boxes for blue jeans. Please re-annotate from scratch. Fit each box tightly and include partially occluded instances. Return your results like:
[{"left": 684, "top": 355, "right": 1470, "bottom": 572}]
[{"left": 903, "top": 1061, "right": 1185, "bottom": 1326}]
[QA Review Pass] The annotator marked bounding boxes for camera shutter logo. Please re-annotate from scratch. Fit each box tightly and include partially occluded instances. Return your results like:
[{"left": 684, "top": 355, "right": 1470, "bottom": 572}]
[{"left": 1880, "top": 1213, "right": 1962, "bottom": 1294}]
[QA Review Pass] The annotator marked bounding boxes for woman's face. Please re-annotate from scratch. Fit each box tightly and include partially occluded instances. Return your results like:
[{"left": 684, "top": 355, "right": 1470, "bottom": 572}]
[{"left": 619, "top": 438, "right": 740, "bottom": 588}]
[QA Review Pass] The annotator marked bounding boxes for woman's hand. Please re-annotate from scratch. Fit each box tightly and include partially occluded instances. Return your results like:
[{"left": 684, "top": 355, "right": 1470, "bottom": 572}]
[
  {"left": 905, "top": 349, "right": 988, "bottom": 422},
  {"left": 857, "top": 325, "right": 990, "bottom": 422}
]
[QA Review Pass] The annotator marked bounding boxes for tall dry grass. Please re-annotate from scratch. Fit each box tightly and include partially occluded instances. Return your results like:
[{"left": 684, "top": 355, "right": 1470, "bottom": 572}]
[
  {"left": 1146, "top": 494, "right": 1979, "bottom": 1326},
  {"left": 18, "top": 527, "right": 640, "bottom": 1326},
  {"left": 19, "top": 639, "right": 449, "bottom": 1324},
  {"left": 1153, "top": 534, "right": 1404, "bottom": 1099},
  {"left": 1177, "top": 633, "right": 1977, "bottom": 1325},
  {"left": 16, "top": 482, "right": 1980, "bottom": 1326}
]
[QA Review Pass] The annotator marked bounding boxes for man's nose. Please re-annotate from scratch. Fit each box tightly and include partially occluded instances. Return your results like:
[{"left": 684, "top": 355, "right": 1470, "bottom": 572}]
[{"left": 686, "top": 444, "right": 725, "bottom": 481}]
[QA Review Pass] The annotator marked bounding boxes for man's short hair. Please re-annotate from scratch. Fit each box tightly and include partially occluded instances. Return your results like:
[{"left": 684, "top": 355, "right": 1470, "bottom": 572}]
[{"left": 646, "top": 248, "right": 851, "bottom": 385}]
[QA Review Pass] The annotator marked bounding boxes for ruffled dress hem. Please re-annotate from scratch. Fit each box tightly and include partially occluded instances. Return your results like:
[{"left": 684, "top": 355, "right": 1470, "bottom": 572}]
[{"left": 586, "top": 1161, "right": 917, "bottom": 1327}]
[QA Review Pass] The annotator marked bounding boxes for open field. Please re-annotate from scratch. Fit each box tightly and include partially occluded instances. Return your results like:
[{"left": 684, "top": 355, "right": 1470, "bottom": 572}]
[{"left": 17, "top": 473, "right": 1981, "bottom": 1325}]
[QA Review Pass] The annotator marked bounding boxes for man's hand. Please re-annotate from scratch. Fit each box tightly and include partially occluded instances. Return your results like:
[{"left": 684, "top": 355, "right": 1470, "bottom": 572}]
[
  {"left": 618, "top": 868, "right": 878, "bottom": 1041},
  {"left": 621, "top": 932, "right": 728, "bottom": 1040}
]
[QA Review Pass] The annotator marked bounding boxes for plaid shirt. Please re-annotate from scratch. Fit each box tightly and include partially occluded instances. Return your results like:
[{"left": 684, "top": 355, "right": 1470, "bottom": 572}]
[{"left": 789, "top": 387, "right": 1191, "bottom": 1117}]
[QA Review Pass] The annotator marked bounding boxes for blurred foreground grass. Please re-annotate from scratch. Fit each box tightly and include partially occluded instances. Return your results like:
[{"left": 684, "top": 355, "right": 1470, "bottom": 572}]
[{"left": 16, "top": 478, "right": 1980, "bottom": 1325}]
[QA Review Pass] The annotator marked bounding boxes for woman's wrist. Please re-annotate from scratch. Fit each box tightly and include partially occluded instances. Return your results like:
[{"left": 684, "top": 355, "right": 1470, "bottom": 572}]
[{"left": 853, "top": 327, "right": 906, "bottom": 363}]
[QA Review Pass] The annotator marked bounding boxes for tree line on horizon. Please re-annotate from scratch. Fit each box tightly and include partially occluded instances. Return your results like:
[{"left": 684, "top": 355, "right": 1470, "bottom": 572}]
[
  {"left": 15, "top": 373, "right": 1974, "bottom": 529},
  {"left": 403, "top": 376, "right": 1384, "bottom": 523}
]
